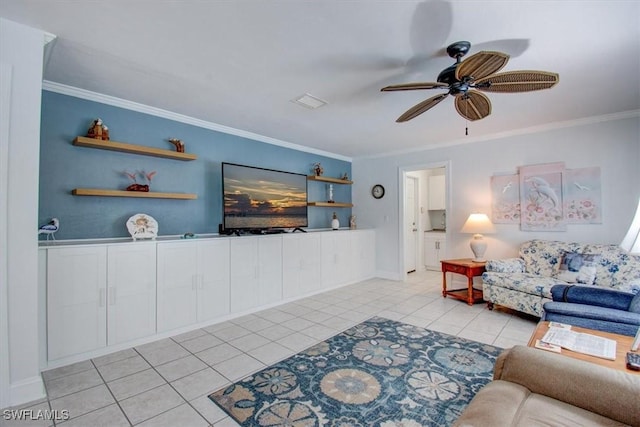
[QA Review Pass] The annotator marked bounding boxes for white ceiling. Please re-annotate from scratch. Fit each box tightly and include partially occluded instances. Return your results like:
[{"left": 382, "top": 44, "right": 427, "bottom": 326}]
[{"left": 2, "top": 0, "right": 639, "bottom": 158}]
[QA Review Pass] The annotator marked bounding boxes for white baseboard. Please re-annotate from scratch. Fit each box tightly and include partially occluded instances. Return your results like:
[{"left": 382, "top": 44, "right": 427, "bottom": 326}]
[
  {"left": 8, "top": 376, "right": 45, "bottom": 408},
  {"left": 376, "top": 270, "right": 403, "bottom": 281}
]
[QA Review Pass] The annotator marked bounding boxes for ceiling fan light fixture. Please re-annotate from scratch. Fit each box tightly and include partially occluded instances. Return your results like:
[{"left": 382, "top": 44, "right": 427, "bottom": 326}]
[
  {"left": 291, "top": 93, "right": 328, "bottom": 110},
  {"left": 381, "top": 41, "right": 557, "bottom": 123}
]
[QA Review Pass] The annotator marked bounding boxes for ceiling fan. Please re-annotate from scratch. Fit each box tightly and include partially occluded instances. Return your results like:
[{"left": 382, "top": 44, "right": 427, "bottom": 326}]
[{"left": 381, "top": 41, "right": 559, "bottom": 123}]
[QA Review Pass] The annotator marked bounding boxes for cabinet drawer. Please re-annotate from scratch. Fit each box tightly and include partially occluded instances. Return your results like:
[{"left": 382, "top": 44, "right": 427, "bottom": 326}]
[{"left": 444, "top": 264, "right": 468, "bottom": 275}]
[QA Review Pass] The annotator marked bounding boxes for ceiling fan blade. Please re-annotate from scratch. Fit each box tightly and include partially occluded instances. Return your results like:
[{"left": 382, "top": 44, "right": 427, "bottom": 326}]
[
  {"left": 455, "top": 51, "right": 509, "bottom": 81},
  {"left": 381, "top": 82, "right": 449, "bottom": 92},
  {"left": 396, "top": 93, "right": 449, "bottom": 122},
  {"left": 454, "top": 90, "right": 491, "bottom": 121},
  {"left": 475, "top": 70, "right": 559, "bottom": 93}
]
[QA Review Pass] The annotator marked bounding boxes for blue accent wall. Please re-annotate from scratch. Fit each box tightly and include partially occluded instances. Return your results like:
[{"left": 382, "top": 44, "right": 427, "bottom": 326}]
[{"left": 39, "top": 91, "right": 351, "bottom": 239}]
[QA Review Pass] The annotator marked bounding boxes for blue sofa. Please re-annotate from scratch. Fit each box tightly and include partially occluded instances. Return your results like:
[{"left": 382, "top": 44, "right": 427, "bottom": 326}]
[{"left": 543, "top": 284, "right": 640, "bottom": 336}]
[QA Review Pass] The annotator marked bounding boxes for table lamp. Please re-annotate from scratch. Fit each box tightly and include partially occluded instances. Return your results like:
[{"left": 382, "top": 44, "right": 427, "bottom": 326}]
[{"left": 461, "top": 213, "right": 496, "bottom": 262}]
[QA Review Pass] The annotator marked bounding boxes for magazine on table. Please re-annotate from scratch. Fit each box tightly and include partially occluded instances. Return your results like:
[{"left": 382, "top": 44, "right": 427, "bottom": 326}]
[{"left": 541, "top": 328, "right": 617, "bottom": 360}]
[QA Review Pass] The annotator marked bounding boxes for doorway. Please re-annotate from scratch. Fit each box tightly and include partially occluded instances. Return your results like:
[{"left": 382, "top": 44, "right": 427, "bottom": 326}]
[{"left": 399, "top": 162, "right": 450, "bottom": 281}]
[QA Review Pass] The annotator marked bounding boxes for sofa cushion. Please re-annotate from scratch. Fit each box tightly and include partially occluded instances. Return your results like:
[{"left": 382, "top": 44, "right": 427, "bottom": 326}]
[
  {"left": 630, "top": 292, "right": 640, "bottom": 314},
  {"left": 482, "top": 272, "right": 561, "bottom": 298},
  {"left": 581, "top": 243, "right": 640, "bottom": 289},
  {"left": 519, "top": 240, "right": 581, "bottom": 276},
  {"left": 555, "top": 252, "right": 600, "bottom": 285},
  {"left": 453, "top": 381, "right": 629, "bottom": 427},
  {"left": 543, "top": 301, "right": 640, "bottom": 325},
  {"left": 616, "top": 278, "right": 640, "bottom": 295},
  {"left": 485, "top": 258, "right": 525, "bottom": 273},
  {"left": 550, "top": 284, "right": 634, "bottom": 310},
  {"left": 511, "top": 394, "right": 629, "bottom": 427}
]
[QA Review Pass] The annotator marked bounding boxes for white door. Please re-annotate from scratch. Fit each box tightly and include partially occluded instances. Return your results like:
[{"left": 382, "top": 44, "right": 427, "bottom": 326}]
[
  {"left": 404, "top": 176, "right": 419, "bottom": 273},
  {"left": 107, "top": 243, "right": 157, "bottom": 345}
]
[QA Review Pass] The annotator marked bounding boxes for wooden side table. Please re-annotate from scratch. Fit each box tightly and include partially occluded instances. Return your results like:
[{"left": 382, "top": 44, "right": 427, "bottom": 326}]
[{"left": 441, "top": 258, "right": 486, "bottom": 305}]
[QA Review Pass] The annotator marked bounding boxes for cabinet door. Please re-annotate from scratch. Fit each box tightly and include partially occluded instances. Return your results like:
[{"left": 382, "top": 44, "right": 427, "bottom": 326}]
[
  {"left": 198, "top": 239, "right": 230, "bottom": 321},
  {"left": 107, "top": 243, "right": 156, "bottom": 345},
  {"left": 424, "top": 235, "right": 439, "bottom": 270},
  {"left": 428, "top": 175, "right": 446, "bottom": 210},
  {"left": 230, "top": 237, "right": 259, "bottom": 312},
  {"left": 47, "top": 246, "right": 107, "bottom": 361},
  {"left": 321, "top": 232, "right": 352, "bottom": 288},
  {"left": 436, "top": 238, "right": 447, "bottom": 264},
  {"left": 282, "top": 234, "right": 321, "bottom": 298},
  {"left": 157, "top": 242, "right": 198, "bottom": 332},
  {"left": 352, "top": 230, "right": 376, "bottom": 282},
  {"left": 258, "top": 236, "right": 283, "bottom": 306}
]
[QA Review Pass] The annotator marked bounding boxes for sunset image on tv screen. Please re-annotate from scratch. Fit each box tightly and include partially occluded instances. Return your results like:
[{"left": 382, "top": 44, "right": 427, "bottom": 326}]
[{"left": 223, "top": 163, "right": 308, "bottom": 229}]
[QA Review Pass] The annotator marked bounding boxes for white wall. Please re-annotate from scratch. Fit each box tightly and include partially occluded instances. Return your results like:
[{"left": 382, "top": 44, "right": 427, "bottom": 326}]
[
  {"left": 0, "top": 18, "right": 49, "bottom": 408},
  {"left": 353, "top": 115, "right": 640, "bottom": 279}
]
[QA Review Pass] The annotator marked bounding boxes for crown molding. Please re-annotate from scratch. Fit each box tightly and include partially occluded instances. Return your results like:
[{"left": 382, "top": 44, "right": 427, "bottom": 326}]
[
  {"left": 42, "top": 80, "right": 352, "bottom": 162},
  {"left": 356, "top": 110, "right": 640, "bottom": 160}
]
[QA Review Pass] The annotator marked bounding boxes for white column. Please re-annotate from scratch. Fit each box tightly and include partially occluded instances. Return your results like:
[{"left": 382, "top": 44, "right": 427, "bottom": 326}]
[{"left": 0, "top": 18, "right": 55, "bottom": 408}]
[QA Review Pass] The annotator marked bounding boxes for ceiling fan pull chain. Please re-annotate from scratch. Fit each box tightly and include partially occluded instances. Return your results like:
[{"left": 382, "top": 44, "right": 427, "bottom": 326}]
[{"left": 465, "top": 99, "right": 469, "bottom": 136}]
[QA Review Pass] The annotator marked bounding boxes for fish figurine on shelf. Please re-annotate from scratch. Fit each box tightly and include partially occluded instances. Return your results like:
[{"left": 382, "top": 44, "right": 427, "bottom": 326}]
[{"left": 38, "top": 218, "right": 59, "bottom": 240}]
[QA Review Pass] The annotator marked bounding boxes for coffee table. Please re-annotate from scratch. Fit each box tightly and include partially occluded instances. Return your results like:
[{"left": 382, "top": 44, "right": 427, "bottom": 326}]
[{"left": 528, "top": 321, "right": 639, "bottom": 374}]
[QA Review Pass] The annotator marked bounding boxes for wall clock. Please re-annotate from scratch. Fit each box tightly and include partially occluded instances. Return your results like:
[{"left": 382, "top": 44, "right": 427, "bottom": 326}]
[{"left": 372, "top": 184, "right": 385, "bottom": 199}]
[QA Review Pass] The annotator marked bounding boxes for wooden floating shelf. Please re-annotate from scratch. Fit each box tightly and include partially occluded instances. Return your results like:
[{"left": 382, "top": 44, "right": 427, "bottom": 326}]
[
  {"left": 73, "top": 136, "right": 197, "bottom": 161},
  {"left": 307, "top": 202, "right": 353, "bottom": 208},
  {"left": 72, "top": 188, "right": 197, "bottom": 200},
  {"left": 307, "top": 175, "right": 353, "bottom": 185}
]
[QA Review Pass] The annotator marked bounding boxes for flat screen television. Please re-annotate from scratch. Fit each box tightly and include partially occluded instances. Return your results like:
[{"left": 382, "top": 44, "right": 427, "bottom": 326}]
[{"left": 222, "top": 162, "right": 308, "bottom": 231}]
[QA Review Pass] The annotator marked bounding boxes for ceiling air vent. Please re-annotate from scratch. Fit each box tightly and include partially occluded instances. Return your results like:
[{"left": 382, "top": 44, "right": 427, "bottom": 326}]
[{"left": 290, "top": 93, "right": 328, "bottom": 109}]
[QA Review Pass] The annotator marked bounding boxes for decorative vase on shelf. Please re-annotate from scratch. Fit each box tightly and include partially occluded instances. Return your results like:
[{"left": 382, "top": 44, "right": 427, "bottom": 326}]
[
  {"left": 349, "top": 215, "right": 356, "bottom": 230},
  {"left": 331, "top": 212, "right": 340, "bottom": 230}
]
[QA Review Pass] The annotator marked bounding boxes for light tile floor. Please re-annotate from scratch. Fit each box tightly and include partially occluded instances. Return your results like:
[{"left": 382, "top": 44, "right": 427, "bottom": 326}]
[{"left": 3, "top": 271, "right": 537, "bottom": 427}]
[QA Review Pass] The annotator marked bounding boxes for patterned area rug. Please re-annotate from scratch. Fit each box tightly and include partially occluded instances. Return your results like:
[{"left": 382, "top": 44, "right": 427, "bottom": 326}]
[{"left": 209, "top": 317, "right": 502, "bottom": 426}]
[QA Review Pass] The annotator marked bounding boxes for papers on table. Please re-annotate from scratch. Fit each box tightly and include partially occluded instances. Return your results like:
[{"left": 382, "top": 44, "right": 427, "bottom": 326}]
[{"left": 541, "top": 328, "right": 617, "bottom": 360}]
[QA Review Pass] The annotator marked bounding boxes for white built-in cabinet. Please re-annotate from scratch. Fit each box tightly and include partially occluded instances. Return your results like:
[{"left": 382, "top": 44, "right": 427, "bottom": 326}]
[
  {"left": 424, "top": 232, "right": 447, "bottom": 270},
  {"left": 282, "top": 233, "right": 322, "bottom": 298},
  {"left": 428, "top": 175, "right": 446, "bottom": 210},
  {"left": 156, "top": 239, "right": 230, "bottom": 332},
  {"left": 321, "top": 231, "right": 353, "bottom": 288},
  {"left": 352, "top": 230, "right": 376, "bottom": 280},
  {"left": 230, "top": 236, "right": 282, "bottom": 312},
  {"left": 46, "top": 243, "right": 156, "bottom": 362},
  {"left": 46, "top": 246, "right": 107, "bottom": 361},
  {"left": 41, "top": 229, "right": 375, "bottom": 366},
  {"left": 107, "top": 244, "right": 157, "bottom": 345}
]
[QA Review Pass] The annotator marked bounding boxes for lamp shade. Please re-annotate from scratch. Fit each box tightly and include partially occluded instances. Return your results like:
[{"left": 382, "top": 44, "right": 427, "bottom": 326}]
[
  {"left": 461, "top": 213, "right": 496, "bottom": 235},
  {"left": 621, "top": 198, "right": 640, "bottom": 254},
  {"left": 461, "top": 213, "right": 495, "bottom": 262}
]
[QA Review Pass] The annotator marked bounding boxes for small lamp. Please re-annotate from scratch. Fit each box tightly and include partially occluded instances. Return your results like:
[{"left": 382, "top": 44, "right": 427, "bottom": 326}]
[
  {"left": 621, "top": 197, "right": 640, "bottom": 254},
  {"left": 461, "top": 213, "right": 496, "bottom": 262}
]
